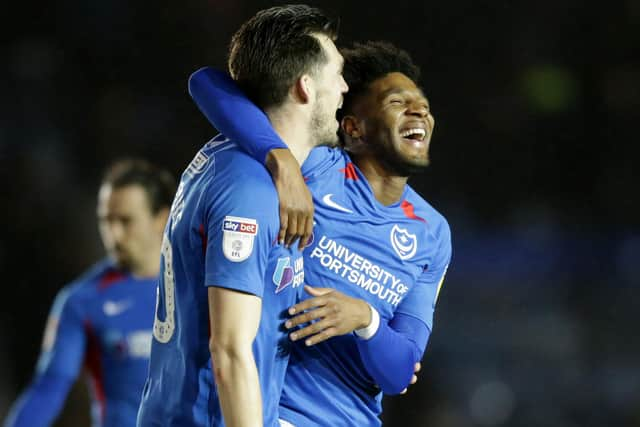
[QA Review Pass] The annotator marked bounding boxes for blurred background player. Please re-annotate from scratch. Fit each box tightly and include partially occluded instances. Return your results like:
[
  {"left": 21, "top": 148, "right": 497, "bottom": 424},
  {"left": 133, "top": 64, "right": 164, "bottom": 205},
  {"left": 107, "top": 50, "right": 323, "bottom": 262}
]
[
  {"left": 189, "top": 40, "right": 451, "bottom": 426},
  {"left": 136, "top": 5, "right": 347, "bottom": 427},
  {"left": 3, "top": 159, "right": 175, "bottom": 427}
]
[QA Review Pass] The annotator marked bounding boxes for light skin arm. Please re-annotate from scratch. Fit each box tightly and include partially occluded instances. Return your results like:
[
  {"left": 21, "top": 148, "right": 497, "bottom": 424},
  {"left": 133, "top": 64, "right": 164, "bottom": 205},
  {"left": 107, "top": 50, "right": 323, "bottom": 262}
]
[
  {"left": 285, "top": 285, "right": 371, "bottom": 345},
  {"left": 265, "top": 149, "right": 314, "bottom": 249},
  {"left": 208, "top": 287, "right": 262, "bottom": 427}
]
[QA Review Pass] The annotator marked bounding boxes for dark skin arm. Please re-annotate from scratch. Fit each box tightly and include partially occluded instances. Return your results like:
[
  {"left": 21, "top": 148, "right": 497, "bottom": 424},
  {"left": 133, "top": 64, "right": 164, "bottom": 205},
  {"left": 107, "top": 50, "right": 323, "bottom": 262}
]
[{"left": 265, "top": 149, "right": 313, "bottom": 249}]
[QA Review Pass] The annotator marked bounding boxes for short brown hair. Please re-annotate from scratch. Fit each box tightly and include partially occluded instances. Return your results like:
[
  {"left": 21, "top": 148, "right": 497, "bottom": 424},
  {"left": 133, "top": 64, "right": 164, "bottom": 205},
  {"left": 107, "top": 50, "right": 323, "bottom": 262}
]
[
  {"left": 228, "top": 4, "right": 338, "bottom": 109},
  {"left": 102, "top": 159, "right": 176, "bottom": 214}
]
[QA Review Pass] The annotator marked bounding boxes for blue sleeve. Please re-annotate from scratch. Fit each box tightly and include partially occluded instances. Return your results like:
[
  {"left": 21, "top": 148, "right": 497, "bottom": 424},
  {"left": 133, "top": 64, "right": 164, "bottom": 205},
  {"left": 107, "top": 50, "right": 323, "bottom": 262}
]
[
  {"left": 188, "top": 67, "right": 288, "bottom": 164},
  {"left": 203, "top": 173, "right": 279, "bottom": 297},
  {"left": 395, "top": 218, "right": 452, "bottom": 331},
  {"left": 5, "top": 289, "right": 86, "bottom": 427},
  {"left": 355, "top": 218, "right": 452, "bottom": 395},
  {"left": 355, "top": 313, "right": 429, "bottom": 395},
  {"left": 4, "top": 375, "right": 74, "bottom": 427}
]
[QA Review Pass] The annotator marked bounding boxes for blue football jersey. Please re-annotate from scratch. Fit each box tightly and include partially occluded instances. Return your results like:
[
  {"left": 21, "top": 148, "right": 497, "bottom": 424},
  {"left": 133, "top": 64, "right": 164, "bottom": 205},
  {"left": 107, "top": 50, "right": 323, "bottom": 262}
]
[
  {"left": 279, "top": 147, "right": 451, "bottom": 427},
  {"left": 6, "top": 260, "right": 157, "bottom": 427},
  {"left": 137, "top": 136, "right": 304, "bottom": 427}
]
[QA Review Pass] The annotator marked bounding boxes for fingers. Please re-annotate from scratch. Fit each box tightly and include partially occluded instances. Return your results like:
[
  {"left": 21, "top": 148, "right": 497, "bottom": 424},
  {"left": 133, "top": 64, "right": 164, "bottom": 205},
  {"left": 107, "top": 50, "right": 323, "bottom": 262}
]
[
  {"left": 288, "top": 317, "right": 334, "bottom": 342},
  {"left": 415, "top": 362, "right": 421, "bottom": 373},
  {"left": 282, "top": 204, "right": 314, "bottom": 249},
  {"left": 278, "top": 209, "right": 288, "bottom": 245},
  {"left": 284, "top": 213, "right": 299, "bottom": 248},
  {"left": 302, "top": 326, "right": 338, "bottom": 346},
  {"left": 294, "top": 212, "right": 309, "bottom": 248},
  {"left": 288, "top": 293, "right": 330, "bottom": 315},
  {"left": 289, "top": 322, "right": 338, "bottom": 346},
  {"left": 269, "top": 148, "right": 314, "bottom": 248},
  {"left": 400, "top": 374, "right": 418, "bottom": 395},
  {"left": 286, "top": 304, "right": 331, "bottom": 328},
  {"left": 298, "top": 214, "right": 313, "bottom": 250},
  {"left": 304, "top": 285, "right": 332, "bottom": 297}
]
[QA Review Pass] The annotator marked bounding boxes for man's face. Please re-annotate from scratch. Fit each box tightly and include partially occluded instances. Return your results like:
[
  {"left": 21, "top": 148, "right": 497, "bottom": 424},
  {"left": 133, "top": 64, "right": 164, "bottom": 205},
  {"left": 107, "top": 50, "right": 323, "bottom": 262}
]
[
  {"left": 310, "top": 34, "right": 349, "bottom": 147},
  {"left": 350, "top": 72, "right": 435, "bottom": 175},
  {"left": 97, "top": 184, "right": 163, "bottom": 273}
]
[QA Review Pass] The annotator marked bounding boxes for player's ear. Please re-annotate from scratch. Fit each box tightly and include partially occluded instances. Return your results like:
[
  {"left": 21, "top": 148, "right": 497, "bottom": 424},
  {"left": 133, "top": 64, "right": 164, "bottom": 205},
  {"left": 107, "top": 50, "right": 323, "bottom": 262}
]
[
  {"left": 341, "top": 115, "right": 366, "bottom": 153},
  {"left": 293, "top": 74, "right": 313, "bottom": 104},
  {"left": 341, "top": 115, "right": 362, "bottom": 139}
]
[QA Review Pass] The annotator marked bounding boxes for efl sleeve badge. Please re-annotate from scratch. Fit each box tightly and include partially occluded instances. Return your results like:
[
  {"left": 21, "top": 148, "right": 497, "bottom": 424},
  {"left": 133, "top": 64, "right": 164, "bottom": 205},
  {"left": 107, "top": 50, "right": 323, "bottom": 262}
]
[{"left": 221, "top": 216, "right": 259, "bottom": 262}]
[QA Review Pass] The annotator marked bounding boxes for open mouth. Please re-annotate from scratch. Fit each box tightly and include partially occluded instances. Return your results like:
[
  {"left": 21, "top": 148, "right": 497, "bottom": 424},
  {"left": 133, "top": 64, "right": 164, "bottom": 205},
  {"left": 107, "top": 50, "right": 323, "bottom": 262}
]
[{"left": 399, "top": 128, "right": 427, "bottom": 142}]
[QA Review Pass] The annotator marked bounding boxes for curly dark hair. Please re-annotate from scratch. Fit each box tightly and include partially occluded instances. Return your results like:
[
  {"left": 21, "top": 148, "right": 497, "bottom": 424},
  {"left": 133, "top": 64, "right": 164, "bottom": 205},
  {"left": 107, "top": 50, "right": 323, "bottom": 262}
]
[
  {"left": 338, "top": 41, "right": 421, "bottom": 121},
  {"left": 102, "top": 159, "right": 176, "bottom": 214},
  {"left": 229, "top": 4, "right": 338, "bottom": 109}
]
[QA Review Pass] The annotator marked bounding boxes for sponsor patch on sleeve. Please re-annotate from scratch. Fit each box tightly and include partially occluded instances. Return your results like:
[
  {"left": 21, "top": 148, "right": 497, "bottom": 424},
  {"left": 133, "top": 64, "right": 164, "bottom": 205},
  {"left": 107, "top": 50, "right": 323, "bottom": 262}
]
[{"left": 222, "top": 216, "right": 259, "bottom": 262}]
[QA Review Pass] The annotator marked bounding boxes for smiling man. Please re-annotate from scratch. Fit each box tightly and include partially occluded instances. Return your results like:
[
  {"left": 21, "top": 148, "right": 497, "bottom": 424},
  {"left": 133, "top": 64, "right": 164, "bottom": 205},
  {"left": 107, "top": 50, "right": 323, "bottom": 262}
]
[{"left": 189, "top": 40, "right": 451, "bottom": 426}]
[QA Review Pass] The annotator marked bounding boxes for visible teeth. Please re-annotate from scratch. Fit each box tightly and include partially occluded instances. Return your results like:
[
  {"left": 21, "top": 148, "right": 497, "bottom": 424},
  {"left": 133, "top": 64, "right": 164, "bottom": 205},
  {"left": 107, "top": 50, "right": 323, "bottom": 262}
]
[{"left": 400, "top": 128, "right": 426, "bottom": 139}]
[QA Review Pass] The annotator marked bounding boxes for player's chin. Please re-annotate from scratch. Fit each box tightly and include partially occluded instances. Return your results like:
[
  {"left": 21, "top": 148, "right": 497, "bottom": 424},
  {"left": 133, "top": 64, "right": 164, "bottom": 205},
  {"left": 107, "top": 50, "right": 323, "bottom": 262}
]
[
  {"left": 398, "top": 146, "right": 429, "bottom": 167},
  {"left": 390, "top": 155, "right": 430, "bottom": 176},
  {"left": 407, "top": 153, "right": 429, "bottom": 169},
  {"left": 113, "top": 252, "right": 133, "bottom": 269}
]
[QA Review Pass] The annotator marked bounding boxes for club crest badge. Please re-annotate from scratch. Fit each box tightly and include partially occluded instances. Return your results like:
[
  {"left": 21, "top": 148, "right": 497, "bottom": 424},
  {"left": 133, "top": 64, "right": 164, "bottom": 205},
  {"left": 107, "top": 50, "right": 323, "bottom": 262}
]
[
  {"left": 222, "top": 216, "right": 258, "bottom": 262},
  {"left": 390, "top": 224, "right": 417, "bottom": 260}
]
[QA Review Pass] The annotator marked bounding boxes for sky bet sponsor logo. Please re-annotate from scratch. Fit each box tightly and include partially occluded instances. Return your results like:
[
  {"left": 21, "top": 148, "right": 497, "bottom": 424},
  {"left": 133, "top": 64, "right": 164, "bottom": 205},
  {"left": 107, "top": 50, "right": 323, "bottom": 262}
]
[
  {"left": 272, "top": 256, "right": 304, "bottom": 294},
  {"left": 223, "top": 219, "right": 258, "bottom": 235},
  {"left": 222, "top": 216, "right": 258, "bottom": 262},
  {"left": 310, "top": 235, "right": 409, "bottom": 306}
]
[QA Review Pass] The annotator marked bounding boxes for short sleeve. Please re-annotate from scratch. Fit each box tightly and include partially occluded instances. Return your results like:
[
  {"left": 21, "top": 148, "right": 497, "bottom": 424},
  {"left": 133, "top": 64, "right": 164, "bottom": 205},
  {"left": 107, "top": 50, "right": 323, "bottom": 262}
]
[
  {"left": 202, "top": 176, "right": 279, "bottom": 298},
  {"left": 395, "top": 218, "right": 452, "bottom": 331}
]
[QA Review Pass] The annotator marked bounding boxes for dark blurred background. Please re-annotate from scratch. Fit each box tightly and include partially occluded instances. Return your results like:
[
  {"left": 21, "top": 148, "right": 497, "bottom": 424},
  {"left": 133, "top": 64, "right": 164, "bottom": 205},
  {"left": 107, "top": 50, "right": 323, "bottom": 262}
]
[{"left": 1, "top": 0, "right": 638, "bottom": 426}]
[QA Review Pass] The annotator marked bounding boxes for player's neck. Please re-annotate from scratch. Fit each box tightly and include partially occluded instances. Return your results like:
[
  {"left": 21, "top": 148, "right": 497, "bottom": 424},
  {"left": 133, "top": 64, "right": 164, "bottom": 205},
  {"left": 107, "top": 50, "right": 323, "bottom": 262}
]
[
  {"left": 129, "top": 255, "right": 161, "bottom": 278},
  {"left": 266, "top": 108, "right": 314, "bottom": 166},
  {"left": 353, "top": 155, "right": 408, "bottom": 206}
]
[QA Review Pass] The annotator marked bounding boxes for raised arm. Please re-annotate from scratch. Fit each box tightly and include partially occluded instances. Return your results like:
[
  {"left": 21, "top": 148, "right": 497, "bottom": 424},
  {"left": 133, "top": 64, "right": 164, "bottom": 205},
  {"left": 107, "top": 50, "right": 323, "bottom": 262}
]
[
  {"left": 188, "top": 68, "right": 287, "bottom": 164},
  {"left": 208, "top": 287, "right": 262, "bottom": 427},
  {"left": 189, "top": 68, "right": 313, "bottom": 248},
  {"left": 5, "top": 289, "right": 86, "bottom": 427}
]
